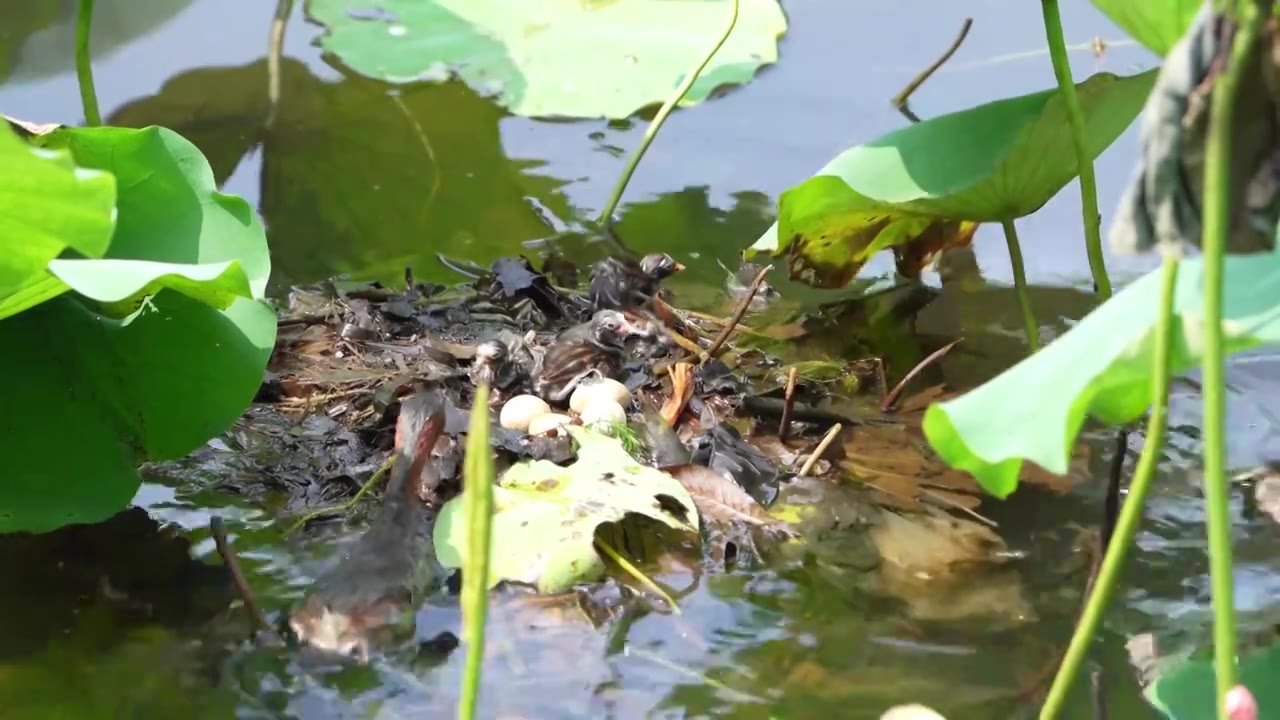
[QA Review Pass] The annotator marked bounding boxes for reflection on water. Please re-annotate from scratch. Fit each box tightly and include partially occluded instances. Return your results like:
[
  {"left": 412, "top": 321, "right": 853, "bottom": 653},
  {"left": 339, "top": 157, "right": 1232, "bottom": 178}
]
[{"left": 0, "top": 0, "right": 1275, "bottom": 717}]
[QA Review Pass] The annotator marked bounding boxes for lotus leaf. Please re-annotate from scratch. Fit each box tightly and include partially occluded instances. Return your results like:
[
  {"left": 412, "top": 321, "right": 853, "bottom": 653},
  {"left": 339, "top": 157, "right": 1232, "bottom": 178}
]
[
  {"left": 435, "top": 426, "right": 699, "bottom": 593},
  {"left": 306, "top": 0, "right": 787, "bottom": 119}
]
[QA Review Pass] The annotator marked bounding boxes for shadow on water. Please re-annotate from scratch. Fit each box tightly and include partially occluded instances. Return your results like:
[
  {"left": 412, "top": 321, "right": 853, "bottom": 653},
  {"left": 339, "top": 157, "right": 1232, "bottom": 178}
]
[
  {"left": 4, "top": 0, "right": 1280, "bottom": 718},
  {"left": 109, "top": 58, "right": 574, "bottom": 290}
]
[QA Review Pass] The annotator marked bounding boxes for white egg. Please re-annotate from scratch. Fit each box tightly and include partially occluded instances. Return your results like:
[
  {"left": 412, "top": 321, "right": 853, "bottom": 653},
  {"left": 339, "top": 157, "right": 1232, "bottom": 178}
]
[
  {"left": 527, "top": 413, "right": 573, "bottom": 436},
  {"left": 499, "top": 394, "right": 551, "bottom": 431},
  {"left": 568, "top": 378, "right": 631, "bottom": 414},
  {"left": 580, "top": 399, "right": 627, "bottom": 426}
]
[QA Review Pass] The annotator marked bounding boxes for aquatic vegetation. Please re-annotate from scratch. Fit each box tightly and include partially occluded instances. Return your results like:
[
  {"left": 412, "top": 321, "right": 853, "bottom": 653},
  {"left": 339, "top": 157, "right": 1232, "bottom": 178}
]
[
  {"left": 9, "top": 0, "right": 1280, "bottom": 717},
  {"left": 923, "top": 248, "right": 1280, "bottom": 497},
  {"left": 906, "top": 2, "right": 1278, "bottom": 718},
  {"left": 0, "top": 122, "right": 273, "bottom": 532},
  {"left": 748, "top": 70, "right": 1156, "bottom": 288},
  {"left": 460, "top": 385, "right": 495, "bottom": 720},
  {"left": 306, "top": 0, "right": 787, "bottom": 118},
  {"left": 434, "top": 426, "right": 699, "bottom": 594},
  {"left": 1091, "top": 0, "right": 1204, "bottom": 57}
]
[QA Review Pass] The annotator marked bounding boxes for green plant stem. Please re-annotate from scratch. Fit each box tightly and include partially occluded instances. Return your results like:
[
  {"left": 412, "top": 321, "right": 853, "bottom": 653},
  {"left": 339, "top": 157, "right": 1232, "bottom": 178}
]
[
  {"left": 75, "top": 0, "right": 102, "bottom": 127},
  {"left": 1001, "top": 220, "right": 1040, "bottom": 351},
  {"left": 596, "top": 538, "right": 681, "bottom": 614},
  {"left": 1201, "top": 2, "right": 1264, "bottom": 713},
  {"left": 266, "top": 0, "right": 294, "bottom": 128},
  {"left": 1039, "top": 0, "right": 1111, "bottom": 299},
  {"left": 594, "top": 0, "right": 739, "bottom": 227},
  {"left": 459, "top": 385, "right": 495, "bottom": 720},
  {"left": 1039, "top": 254, "right": 1178, "bottom": 719}
]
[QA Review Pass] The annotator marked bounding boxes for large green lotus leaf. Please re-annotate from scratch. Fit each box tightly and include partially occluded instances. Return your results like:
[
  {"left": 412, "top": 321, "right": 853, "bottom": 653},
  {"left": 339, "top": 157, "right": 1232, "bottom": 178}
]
[
  {"left": 0, "top": 259, "right": 254, "bottom": 322},
  {"left": 1, "top": 292, "right": 275, "bottom": 533},
  {"left": 748, "top": 70, "right": 1156, "bottom": 288},
  {"left": 0, "top": 125, "right": 274, "bottom": 533},
  {"left": 108, "top": 58, "right": 573, "bottom": 288},
  {"left": 435, "top": 426, "right": 699, "bottom": 593},
  {"left": 306, "top": 0, "right": 787, "bottom": 119},
  {"left": 923, "top": 248, "right": 1280, "bottom": 498},
  {"left": 33, "top": 126, "right": 271, "bottom": 297},
  {"left": 1147, "top": 643, "right": 1280, "bottom": 718},
  {"left": 0, "top": 122, "right": 115, "bottom": 302},
  {"left": 1091, "top": 0, "right": 1201, "bottom": 58}
]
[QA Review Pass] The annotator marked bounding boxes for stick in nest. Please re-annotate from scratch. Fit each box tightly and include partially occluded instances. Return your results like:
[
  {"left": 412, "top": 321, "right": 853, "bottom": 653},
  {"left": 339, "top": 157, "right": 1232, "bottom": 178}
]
[
  {"left": 881, "top": 338, "right": 963, "bottom": 412},
  {"left": 798, "top": 423, "right": 842, "bottom": 477},
  {"left": 779, "top": 367, "right": 799, "bottom": 440},
  {"left": 699, "top": 265, "right": 770, "bottom": 364}
]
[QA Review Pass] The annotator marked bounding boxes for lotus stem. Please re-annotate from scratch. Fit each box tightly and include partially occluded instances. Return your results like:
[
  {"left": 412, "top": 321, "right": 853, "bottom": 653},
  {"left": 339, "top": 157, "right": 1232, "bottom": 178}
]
[
  {"left": 266, "top": 0, "right": 294, "bottom": 128},
  {"left": 595, "top": 0, "right": 739, "bottom": 227},
  {"left": 75, "top": 0, "right": 101, "bottom": 127},
  {"left": 459, "top": 385, "right": 495, "bottom": 720},
  {"left": 596, "top": 538, "right": 681, "bottom": 613},
  {"left": 1202, "top": 2, "right": 1264, "bottom": 713},
  {"left": 1000, "top": 220, "right": 1040, "bottom": 351},
  {"left": 1039, "top": 254, "right": 1178, "bottom": 719},
  {"left": 1040, "top": 0, "right": 1111, "bottom": 299}
]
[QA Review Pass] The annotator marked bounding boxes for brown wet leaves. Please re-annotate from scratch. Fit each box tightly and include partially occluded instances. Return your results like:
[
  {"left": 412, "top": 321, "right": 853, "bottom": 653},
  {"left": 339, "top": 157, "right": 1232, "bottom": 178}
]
[
  {"left": 840, "top": 385, "right": 1083, "bottom": 517},
  {"left": 668, "top": 464, "right": 796, "bottom": 540},
  {"left": 870, "top": 509, "right": 1036, "bottom": 626}
]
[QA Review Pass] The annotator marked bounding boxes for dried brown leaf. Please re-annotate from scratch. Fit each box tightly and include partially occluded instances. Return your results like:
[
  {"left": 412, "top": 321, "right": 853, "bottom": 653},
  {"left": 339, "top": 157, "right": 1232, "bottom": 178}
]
[
  {"left": 4, "top": 114, "right": 61, "bottom": 137},
  {"left": 668, "top": 464, "right": 796, "bottom": 538}
]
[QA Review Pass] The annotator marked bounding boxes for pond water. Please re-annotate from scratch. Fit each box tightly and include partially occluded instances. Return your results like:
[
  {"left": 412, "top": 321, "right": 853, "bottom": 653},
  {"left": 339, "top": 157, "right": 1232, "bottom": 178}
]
[{"left": 4, "top": 1, "right": 1280, "bottom": 718}]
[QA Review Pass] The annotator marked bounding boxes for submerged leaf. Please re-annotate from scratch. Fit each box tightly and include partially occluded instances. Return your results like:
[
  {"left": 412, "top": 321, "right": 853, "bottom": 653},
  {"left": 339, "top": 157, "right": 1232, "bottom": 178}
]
[
  {"left": 845, "top": 388, "right": 1078, "bottom": 512},
  {"left": 869, "top": 510, "right": 1034, "bottom": 625},
  {"left": 923, "top": 247, "right": 1280, "bottom": 497},
  {"left": 668, "top": 464, "right": 796, "bottom": 538},
  {"left": 750, "top": 70, "right": 1156, "bottom": 287},
  {"left": 306, "top": 0, "right": 788, "bottom": 119},
  {"left": 869, "top": 510, "right": 1006, "bottom": 576},
  {"left": 434, "top": 426, "right": 699, "bottom": 593}
]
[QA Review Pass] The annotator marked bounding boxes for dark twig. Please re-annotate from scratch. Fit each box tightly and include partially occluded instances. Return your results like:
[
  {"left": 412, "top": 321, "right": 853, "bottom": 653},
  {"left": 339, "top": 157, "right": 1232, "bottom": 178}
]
[
  {"left": 700, "top": 266, "right": 770, "bottom": 363},
  {"left": 779, "top": 367, "right": 799, "bottom": 440},
  {"left": 891, "top": 18, "right": 974, "bottom": 118},
  {"left": 881, "top": 338, "right": 963, "bottom": 412},
  {"left": 1102, "top": 429, "right": 1127, "bottom": 550},
  {"left": 1024, "top": 430, "right": 1128, "bottom": 705},
  {"left": 1091, "top": 669, "right": 1108, "bottom": 720},
  {"left": 211, "top": 516, "right": 274, "bottom": 637}
]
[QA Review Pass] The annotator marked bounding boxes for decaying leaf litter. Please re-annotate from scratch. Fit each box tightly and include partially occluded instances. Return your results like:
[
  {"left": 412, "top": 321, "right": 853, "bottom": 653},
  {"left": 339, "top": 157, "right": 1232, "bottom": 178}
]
[{"left": 149, "top": 248, "right": 1091, "bottom": 666}]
